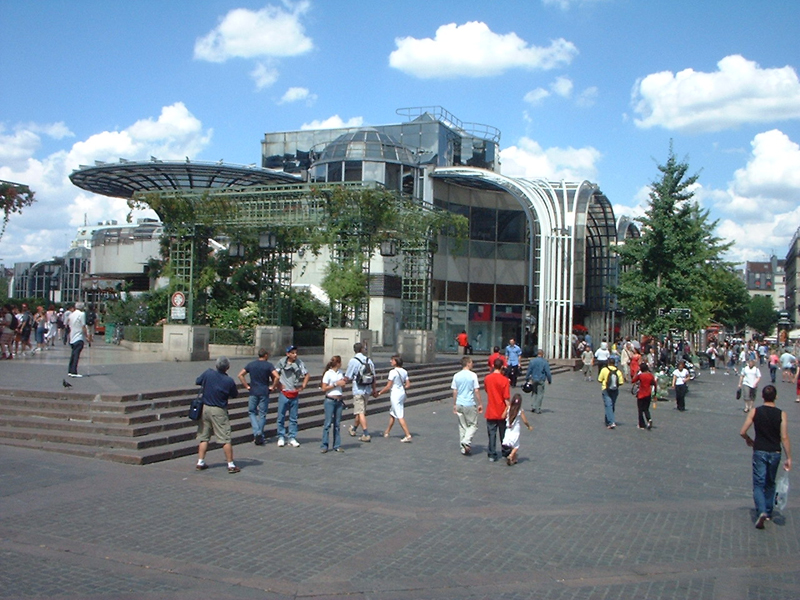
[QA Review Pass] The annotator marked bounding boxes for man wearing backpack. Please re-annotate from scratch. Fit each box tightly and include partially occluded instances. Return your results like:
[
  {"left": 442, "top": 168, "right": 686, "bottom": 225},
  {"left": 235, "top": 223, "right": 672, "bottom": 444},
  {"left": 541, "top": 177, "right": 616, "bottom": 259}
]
[
  {"left": 598, "top": 356, "right": 624, "bottom": 429},
  {"left": 346, "top": 342, "right": 376, "bottom": 442}
]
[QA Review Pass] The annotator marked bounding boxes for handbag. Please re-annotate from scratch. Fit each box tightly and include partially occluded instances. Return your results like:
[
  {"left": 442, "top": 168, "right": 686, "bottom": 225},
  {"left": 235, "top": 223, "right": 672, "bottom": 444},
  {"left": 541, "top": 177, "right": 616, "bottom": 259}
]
[
  {"left": 188, "top": 388, "right": 204, "bottom": 421},
  {"left": 630, "top": 381, "right": 640, "bottom": 396}
]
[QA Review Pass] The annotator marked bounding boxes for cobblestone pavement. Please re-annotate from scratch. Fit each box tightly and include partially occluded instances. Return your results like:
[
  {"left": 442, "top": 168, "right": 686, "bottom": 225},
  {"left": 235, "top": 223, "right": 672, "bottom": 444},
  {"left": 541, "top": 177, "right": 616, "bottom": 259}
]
[{"left": 1, "top": 355, "right": 798, "bottom": 599}]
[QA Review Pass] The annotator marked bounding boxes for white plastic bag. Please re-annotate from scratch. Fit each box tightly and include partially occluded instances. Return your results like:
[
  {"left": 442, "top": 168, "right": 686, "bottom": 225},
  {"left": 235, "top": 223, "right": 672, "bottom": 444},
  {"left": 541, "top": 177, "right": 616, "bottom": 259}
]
[{"left": 775, "top": 470, "right": 790, "bottom": 512}]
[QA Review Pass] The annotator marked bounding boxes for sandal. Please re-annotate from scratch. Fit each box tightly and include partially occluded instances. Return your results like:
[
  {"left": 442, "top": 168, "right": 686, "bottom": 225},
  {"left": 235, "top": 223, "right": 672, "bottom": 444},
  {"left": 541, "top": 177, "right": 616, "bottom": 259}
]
[{"left": 383, "top": 431, "right": 390, "bottom": 438}]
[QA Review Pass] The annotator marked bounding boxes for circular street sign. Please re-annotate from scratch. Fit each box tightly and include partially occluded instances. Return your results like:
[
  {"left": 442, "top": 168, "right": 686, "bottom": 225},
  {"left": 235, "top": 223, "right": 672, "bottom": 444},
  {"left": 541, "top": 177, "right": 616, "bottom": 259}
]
[{"left": 171, "top": 291, "right": 186, "bottom": 308}]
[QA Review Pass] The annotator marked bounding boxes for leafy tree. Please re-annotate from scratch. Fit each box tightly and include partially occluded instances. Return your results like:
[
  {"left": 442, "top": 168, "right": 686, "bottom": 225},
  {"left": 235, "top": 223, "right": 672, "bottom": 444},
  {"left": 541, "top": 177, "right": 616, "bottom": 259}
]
[
  {"left": 707, "top": 266, "right": 750, "bottom": 329},
  {"left": 616, "top": 144, "right": 734, "bottom": 334},
  {"left": 0, "top": 181, "right": 36, "bottom": 240},
  {"left": 746, "top": 295, "right": 778, "bottom": 336}
]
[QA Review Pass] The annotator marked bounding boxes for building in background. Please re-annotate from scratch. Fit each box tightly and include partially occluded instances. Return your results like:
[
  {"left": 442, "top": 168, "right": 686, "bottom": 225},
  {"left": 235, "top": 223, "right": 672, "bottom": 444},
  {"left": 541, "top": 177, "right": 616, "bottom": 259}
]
[
  {"left": 744, "top": 256, "right": 785, "bottom": 311},
  {"left": 786, "top": 229, "right": 800, "bottom": 325},
  {"left": 10, "top": 219, "right": 162, "bottom": 306},
  {"left": 70, "top": 107, "right": 634, "bottom": 357}
]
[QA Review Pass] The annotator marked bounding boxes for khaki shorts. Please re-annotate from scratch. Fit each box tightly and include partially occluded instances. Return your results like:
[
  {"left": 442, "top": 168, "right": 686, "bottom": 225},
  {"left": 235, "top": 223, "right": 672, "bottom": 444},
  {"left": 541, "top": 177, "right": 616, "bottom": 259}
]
[
  {"left": 352, "top": 393, "right": 369, "bottom": 415},
  {"left": 196, "top": 405, "right": 232, "bottom": 444}
]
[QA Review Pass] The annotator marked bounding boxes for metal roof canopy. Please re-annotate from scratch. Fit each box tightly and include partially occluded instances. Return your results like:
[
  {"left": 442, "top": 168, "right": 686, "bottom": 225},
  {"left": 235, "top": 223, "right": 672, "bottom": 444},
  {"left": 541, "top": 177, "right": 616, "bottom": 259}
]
[{"left": 69, "top": 160, "right": 303, "bottom": 199}]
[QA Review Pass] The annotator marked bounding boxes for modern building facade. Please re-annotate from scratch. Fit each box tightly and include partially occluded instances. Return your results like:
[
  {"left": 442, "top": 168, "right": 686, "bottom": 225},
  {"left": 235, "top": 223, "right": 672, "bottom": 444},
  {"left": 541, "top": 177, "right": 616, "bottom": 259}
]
[{"left": 71, "top": 107, "right": 630, "bottom": 358}]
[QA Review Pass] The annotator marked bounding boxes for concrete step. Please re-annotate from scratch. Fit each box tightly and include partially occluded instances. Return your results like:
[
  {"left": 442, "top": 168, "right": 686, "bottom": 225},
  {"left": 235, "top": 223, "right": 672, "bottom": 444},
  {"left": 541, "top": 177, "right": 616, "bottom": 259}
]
[{"left": 0, "top": 356, "right": 562, "bottom": 465}]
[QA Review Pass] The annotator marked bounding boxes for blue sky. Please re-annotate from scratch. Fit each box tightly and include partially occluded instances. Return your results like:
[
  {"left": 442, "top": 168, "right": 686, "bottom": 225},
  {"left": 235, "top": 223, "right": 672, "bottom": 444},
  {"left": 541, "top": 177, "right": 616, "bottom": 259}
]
[{"left": 2, "top": 0, "right": 799, "bottom": 266}]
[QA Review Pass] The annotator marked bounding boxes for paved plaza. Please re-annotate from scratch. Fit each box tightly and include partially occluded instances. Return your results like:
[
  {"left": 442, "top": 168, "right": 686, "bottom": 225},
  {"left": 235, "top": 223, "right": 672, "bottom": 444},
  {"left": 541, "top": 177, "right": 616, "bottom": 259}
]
[{"left": 1, "top": 344, "right": 798, "bottom": 599}]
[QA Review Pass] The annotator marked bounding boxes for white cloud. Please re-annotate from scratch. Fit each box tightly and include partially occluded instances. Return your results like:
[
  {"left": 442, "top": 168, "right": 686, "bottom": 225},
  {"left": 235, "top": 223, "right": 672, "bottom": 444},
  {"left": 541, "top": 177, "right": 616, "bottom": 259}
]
[
  {"left": 0, "top": 126, "right": 43, "bottom": 171},
  {"left": 731, "top": 129, "right": 800, "bottom": 205},
  {"left": 25, "top": 122, "right": 74, "bottom": 140},
  {"left": 194, "top": 2, "right": 312, "bottom": 90},
  {"left": 718, "top": 211, "right": 800, "bottom": 264},
  {"left": 542, "top": 0, "right": 610, "bottom": 9},
  {"left": 389, "top": 22, "right": 577, "bottom": 79},
  {"left": 194, "top": 2, "right": 312, "bottom": 62},
  {"left": 279, "top": 86, "right": 317, "bottom": 105},
  {"left": 0, "top": 103, "right": 213, "bottom": 264},
  {"left": 524, "top": 88, "right": 550, "bottom": 106},
  {"left": 612, "top": 186, "right": 652, "bottom": 223},
  {"left": 551, "top": 76, "right": 573, "bottom": 98},
  {"left": 632, "top": 55, "right": 800, "bottom": 132},
  {"left": 500, "top": 137, "right": 601, "bottom": 181},
  {"left": 251, "top": 62, "right": 279, "bottom": 90},
  {"left": 576, "top": 86, "right": 598, "bottom": 107},
  {"left": 525, "top": 78, "right": 597, "bottom": 108},
  {"left": 300, "top": 115, "right": 364, "bottom": 130}
]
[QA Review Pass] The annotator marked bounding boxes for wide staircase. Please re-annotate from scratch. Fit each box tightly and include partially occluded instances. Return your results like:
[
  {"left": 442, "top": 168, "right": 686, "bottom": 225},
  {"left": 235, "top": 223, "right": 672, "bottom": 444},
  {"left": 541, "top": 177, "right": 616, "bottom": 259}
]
[{"left": 0, "top": 357, "right": 572, "bottom": 465}]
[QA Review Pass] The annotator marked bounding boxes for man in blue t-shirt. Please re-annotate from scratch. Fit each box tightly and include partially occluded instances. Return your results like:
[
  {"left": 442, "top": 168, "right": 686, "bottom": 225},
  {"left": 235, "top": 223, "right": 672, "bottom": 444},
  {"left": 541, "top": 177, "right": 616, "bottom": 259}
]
[
  {"left": 238, "top": 348, "right": 279, "bottom": 446},
  {"left": 196, "top": 356, "right": 240, "bottom": 473},
  {"left": 505, "top": 338, "right": 523, "bottom": 387}
]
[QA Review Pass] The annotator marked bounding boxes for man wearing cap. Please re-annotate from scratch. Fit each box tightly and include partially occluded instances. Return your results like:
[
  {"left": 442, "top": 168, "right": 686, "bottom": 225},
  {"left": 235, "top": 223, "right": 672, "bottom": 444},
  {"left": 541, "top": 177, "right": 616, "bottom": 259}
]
[
  {"left": 238, "top": 348, "right": 279, "bottom": 446},
  {"left": 346, "top": 342, "right": 377, "bottom": 442},
  {"left": 66, "top": 303, "right": 87, "bottom": 378},
  {"left": 272, "top": 345, "right": 310, "bottom": 447}
]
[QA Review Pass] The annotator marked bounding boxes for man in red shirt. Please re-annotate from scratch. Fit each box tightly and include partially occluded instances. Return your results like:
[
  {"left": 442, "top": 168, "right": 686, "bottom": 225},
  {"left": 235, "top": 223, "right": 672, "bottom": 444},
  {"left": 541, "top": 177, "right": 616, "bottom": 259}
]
[
  {"left": 456, "top": 330, "right": 472, "bottom": 355},
  {"left": 484, "top": 357, "right": 511, "bottom": 462},
  {"left": 487, "top": 346, "right": 507, "bottom": 371}
]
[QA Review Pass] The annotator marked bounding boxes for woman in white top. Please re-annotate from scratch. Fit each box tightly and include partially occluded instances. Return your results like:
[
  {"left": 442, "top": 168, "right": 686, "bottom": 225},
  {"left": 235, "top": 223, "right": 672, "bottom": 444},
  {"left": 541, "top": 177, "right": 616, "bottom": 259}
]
[
  {"left": 501, "top": 393, "right": 533, "bottom": 465},
  {"left": 672, "top": 360, "right": 690, "bottom": 412},
  {"left": 320, "top": 355, "right": 347, "bottom": 453},
  {"left": 376, "top": 354, "right": 412, "bottom": 442}
]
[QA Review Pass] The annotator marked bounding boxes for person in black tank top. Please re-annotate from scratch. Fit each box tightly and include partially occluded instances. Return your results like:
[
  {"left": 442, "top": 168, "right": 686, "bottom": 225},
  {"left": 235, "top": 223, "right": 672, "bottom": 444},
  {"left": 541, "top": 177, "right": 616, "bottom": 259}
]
[{"left": 740, "top": 385, "right": 792, "bottom": 529}]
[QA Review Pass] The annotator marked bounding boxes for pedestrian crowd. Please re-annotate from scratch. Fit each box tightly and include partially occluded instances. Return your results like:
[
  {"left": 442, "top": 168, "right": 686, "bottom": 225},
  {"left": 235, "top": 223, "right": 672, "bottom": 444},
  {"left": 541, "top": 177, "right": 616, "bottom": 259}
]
[
  {"left": 1, "top": 302, "right": 97, "bottom": 361},
  {"left": 188, "top": 330, "right": 793, "bottom": 529}
]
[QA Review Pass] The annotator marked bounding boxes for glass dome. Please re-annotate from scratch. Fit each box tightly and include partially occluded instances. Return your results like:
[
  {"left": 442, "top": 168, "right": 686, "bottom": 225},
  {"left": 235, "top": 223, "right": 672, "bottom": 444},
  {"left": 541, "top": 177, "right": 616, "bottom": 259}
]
[{"left": 313, "top": 129, "right": 418, "bottom": 166}]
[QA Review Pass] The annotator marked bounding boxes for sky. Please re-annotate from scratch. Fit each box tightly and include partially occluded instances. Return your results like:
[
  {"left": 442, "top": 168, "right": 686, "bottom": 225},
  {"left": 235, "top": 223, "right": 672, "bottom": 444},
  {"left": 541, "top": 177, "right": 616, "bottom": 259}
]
[{"left": 1, "top": 0, "right": 799, "bottom": 267}]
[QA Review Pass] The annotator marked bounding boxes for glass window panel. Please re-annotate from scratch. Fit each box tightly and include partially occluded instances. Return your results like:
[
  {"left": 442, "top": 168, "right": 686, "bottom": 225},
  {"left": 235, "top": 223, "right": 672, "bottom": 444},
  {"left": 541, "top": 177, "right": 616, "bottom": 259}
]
[
  {"left": 496, "top": 284, "right": 525, "bottom": 304},
  {"left": 327, "top": 162, "right": 342, "bottom": 182},
  {"left": 447, "top": 281, "right": 467, "bottom": 302},
  {"left": 344, "top": 161, "right": 362, "bottom": 181},
  {"left": 470, "top": 240, "right": 495, "bottom": 259},
  {"left": 402, "top": 166, "right": 415, "bottom": 196},
  {"left": 494, "top": 304, "right": 523, "bottom": 322},
  {"left": 470, "top": 207, "right": 496, "bottom": 241},
  {"left": 365, "top": 142, "right": 383, "bottom": 159},
  {"left": 432, "top": 279, "right": 447, "bottom": 301},
  {"left": 497, "top": 242, "right": 525, "bottom": 261},
  {"left": 332, "top": 144, "right": 347, "bottom": 159},
  {"left": 346, "top": 142, "right": 366, "bottom": 159},
  {"left": 447, "top": 202, "right": 469, "bottom": 218},
  {"left": 310, "top": 164, "right": 326, "bottom": 183},
  {"left": 363, "top": 161, "right": 384, "bottom": 183},
  {"left": 469, "top": 283, "right": 494, "bottom": 303},
  {"left": 386, "top": 163, "right": 401, "bottom": 190},
  {"left": 497, "top": 210, "right": 525, "bottom": 243},
  {"left": 446, "top": 236, "right": 468, "bottom": 257}
]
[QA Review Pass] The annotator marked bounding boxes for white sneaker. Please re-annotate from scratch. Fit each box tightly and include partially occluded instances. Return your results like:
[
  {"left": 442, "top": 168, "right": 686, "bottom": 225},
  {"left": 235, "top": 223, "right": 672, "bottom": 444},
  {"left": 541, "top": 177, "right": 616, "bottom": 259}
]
[
  {"left": 68, "top": 373, "right": 83, "bottom": 378},
  {"left": 288, "top": 438, "right": 300, "bottom": 447},
  {"left": 277, "top": 438, "right": 285, "bottom": 447}
]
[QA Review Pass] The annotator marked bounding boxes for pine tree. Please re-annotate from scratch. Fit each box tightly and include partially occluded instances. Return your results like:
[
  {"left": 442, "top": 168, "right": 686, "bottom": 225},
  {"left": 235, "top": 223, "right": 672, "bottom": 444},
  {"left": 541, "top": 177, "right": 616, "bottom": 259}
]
[{"left": 616, "top": 144, "right": 736, "bottom": 334}]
